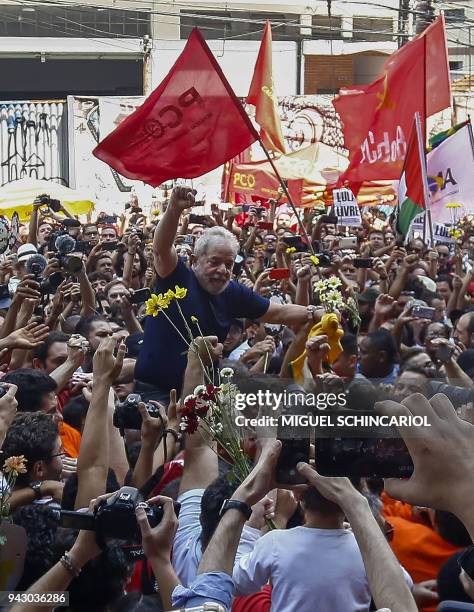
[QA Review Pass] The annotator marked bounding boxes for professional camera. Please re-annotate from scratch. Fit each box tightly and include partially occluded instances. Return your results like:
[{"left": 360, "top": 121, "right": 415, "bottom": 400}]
[
  {"left": 25, "top": 254, "right": 59, "bottom": 295},
  {"left": 312, "top": 252, "right": 332, "bottom": 267},
  {"left": 37, "top": 193, "right": 61, "bottom": 213},
  {"left": 51, "top": 234, "right": 82, "bottom": 274},
  {"left": 60, "top": 486, "right": 180, "bottom": 544},
  {"left": 113, "top": 393, "right": 161, "bottom": 432}
]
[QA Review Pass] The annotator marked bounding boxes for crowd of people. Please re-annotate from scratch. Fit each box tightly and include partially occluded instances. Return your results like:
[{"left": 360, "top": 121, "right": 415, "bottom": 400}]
[{"left": 0, "top": 186, "right": 473, "bottom": 612}]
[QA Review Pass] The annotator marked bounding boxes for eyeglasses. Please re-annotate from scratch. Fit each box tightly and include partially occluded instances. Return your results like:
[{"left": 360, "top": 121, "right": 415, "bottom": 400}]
[
  {"left": 383, "top": 520, "right": 394, "bottom": 542},
  {"left": 50, "top": 450, "right": 66, "bottom": 459}
]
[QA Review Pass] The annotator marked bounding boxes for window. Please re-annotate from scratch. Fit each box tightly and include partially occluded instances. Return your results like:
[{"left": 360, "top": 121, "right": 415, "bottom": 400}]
[
  {"left": 311, "top": 15, "right": 343, "bottom": 39},
  {"left": 352, "top": 17, "right": 394, "bottom": 42},
  {"left": 180, "top": 11, "right": 299, "bottom": 41},
  {"left": 445, "top": 9, "right": 465, "bottom": 23},
  {"left": 0, "top": 5, "right": 150, "bottom": 37},
  {"left": 449, "top": 60, "right": 464, "bottom": 71}
]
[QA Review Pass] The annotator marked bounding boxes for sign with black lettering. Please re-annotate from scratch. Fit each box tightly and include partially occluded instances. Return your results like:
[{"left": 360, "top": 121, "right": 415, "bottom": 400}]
[
  {"left": 333, "top": 188, "right": 362, "bottom": 227},
  {"left": 434, "top": 223, "right": 453, "bottom": 244}
]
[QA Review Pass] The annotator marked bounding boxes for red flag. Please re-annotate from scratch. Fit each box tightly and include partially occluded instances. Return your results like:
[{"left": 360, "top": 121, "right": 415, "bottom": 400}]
[
  {"left": 93, "top": 29, "right": 258, "bottom": 187},
  {"left": 334, "top": 16, "right": 450, "bottom": 183},
  {"left": 247, "top": 22, "right": 286, "bottom": 154}
]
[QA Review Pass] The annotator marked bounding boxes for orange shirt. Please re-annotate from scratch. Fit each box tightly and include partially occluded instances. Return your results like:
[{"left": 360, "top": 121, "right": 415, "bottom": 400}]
[
  {"left": 59, "top": 421, "right": 81, "bottom": 458},
  {"left": 388, "top": 516, "right": 463, "bottom": 612}
]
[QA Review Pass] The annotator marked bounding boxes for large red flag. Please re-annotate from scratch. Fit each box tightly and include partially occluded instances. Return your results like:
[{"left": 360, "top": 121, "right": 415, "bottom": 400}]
[
  {"left": 334, "top": 15, "right": 450, "bottom": 184},
  {"left": 93, "top": 29, "right": 258, "bottom": 187},
  {"left": 247, "top": 21, "right": 286, "bottom": 154}
]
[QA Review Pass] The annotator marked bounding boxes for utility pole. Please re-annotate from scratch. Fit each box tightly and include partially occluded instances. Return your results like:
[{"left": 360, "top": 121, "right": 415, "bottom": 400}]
[
  {"left": 414, "top": 0, "right": 435, "bottom": 35},
  {"left": 141, "top": 34, "right": 153, "bottom": 96},
  {"left": 398, "top": 0, "right": 410, "bottom": 47}
]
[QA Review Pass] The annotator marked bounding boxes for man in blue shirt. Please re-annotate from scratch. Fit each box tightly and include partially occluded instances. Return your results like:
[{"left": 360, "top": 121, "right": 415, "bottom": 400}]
[{"left": 135, "top": 187, "right": 317, "bottom": 401}]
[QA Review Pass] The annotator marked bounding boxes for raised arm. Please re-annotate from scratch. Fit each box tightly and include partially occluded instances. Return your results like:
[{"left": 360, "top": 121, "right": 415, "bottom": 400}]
[
  {"left": 154, "top": 187, "right": 195, "bottom": 278},
  {"left": 75, "top": 337, "right": 125, "bottom": 509}
]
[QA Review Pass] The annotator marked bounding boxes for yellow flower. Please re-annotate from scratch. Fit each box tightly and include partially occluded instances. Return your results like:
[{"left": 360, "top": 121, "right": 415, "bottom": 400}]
[
  {"left": 446, "top": 202, "right": 462, "bottom": 209},
  {"left": 310, "top": 255, "right": 320, "bottom": 266},
  {"left": 165, "top": 289, "right": 176, "bottom": 301},
  {"left": 157, "top": 293, "right": 172, "bottom": 309},
  {"left": 286, "top": 247, "right": 296, "bottom": 254},
  {"left": 191, "top": 315, "right": 199, "bottom": 323},
  {"left": 3, "top": 455, "right": 27, "bottom": 476},
  {"left": 145, "top": 295, "right": 160, "bottom": 317},
  {"left": 174, "top": 286, "right": 188, "bottom": 299},
  {"left": 449, "top": 228, "right": 463, "bottom": 239}
]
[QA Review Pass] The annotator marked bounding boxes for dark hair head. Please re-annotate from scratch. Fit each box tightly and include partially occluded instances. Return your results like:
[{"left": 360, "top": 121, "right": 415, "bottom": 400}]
[
  {"left": 111, "top": 593, "right": 164, "bottom": 612},
  {"left": 62, "top": 396, "right": 89, "bottom": 433},
  {"left": 54, "top": 528, "right": 132, "bottom": 611},
  {"left": 435, "top": 510, "right": 472, "bottom": 548},
  {"left": 341, "top": 332, "right": 358, "bottom": 357},
  {"left": 88, "top": 271, "right": 110, "bottom": 284},
  {"left": 2, "top": 412, "right": 59, "bottom": 486},
  {"left": 61, "top": 469, "right": 119, "bottom": 511},
  {"left": 200, "top": 474, "right": 239, "bottom": 549},
  {"left": 2, "top": 369, "right": 57, "bottom": 412},
  {"left": 75, "top": 314, "right": 107, "bottom": 340},
  {"left": 436, "top": 274, "right": 453, "bottom": 290},
  {"left": 365, "top": 329, "right": 398, "bottom": 364},
  {"left": 31, "top": 331, "right": 70, "bottom": 366},
  {"left": 300, "top": 486, "right": 344, "bottom": 517},
  {"left": 437, "top": 551, "right": 473, "bottom": 604},
  {"left": 13, "top": 504, "right": 60, "bottom": 590}
]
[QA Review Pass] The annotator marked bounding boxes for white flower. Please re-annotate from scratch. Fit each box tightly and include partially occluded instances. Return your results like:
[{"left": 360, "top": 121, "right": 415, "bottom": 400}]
[
  {"left": 219, "top": 367, "right": 234, "bottom": 379},
  {"left": 193, "top": 385, "right": 207, "bottom": 396},
  {"left": 212, "top": 423, "right": 224, "bottom": 435},
  {"left": 325, "top": 289, "right": 343, "bottom": 303},
  {"left": 313, "top": 280, "right": 328, "bottom": 293},
  {"left": 327, "top": 276, "right": 342, "bottom": 289}
]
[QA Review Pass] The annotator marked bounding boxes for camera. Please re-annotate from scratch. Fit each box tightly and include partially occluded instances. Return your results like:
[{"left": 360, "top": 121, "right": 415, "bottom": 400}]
[
  {"left": 37, "top": 194, "right": 61, "bottom": 212},
  {"left": 113, "top": 393, "right": 161, "bottom": 432},
  {"left": 50, "top": 234, "right": 83, "bottom": 274},
  {"left": 60, "top": 486, "right": 180, "bottom": 544},
  {"left": 313, "top": 252, "right": 332, "bottom": 267}
]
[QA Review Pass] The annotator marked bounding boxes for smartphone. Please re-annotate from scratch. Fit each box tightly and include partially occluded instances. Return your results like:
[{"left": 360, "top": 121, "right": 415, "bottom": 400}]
[
  {"left": 101, "top": 242, "right": 118, "bottom": 252},
  {"left": 269, "top": 268, "right": 290, "bottom": 280},
  {"left": 316, "top": 436, "right": 413, "bottom": 479},
  {"left": 257, "top": 221, "right": 274, "bottom": 231},
  {"left": 129, "top": 288, "right": 152, "bottom": 305},
  {"left": 101, "top": 215, "right": 118, "bottom": 224},
  {"left": 321, "top": 214, "right": 338, "bottom": 225},
  {"left": 276, "top": 438, "right": 310, "bottom": 485},
  {"left": 75, "top": 240, "right": 91, "bottom": 254},
  {"left": 353, "top": 258, "right": 373, "bottom": 269},
  {"left": 338, "top": 236, "right": 358, "bottom": 249},
  {"left": 189, "top": 214, "right": 207, "bottom": 224},
  {"left": 230, "top": 207, "right": 243, "bottom": 216},
  {"left": 412, "top": 305, "right": 435, "bottom": 320},
  {"left": 233, "top": 254, "right": 244, "bottom": 276},
  {"left": 183, "top": 235, "right": 195, "bottom": 246},
  {"left": 435, "top": 343, "right": 454, "bottom": 364}
]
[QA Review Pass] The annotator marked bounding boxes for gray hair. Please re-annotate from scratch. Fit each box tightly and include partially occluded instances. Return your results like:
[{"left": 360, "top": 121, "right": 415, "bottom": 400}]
[{"left": 194, "top": 226, "right": 239, "bottom": 259}]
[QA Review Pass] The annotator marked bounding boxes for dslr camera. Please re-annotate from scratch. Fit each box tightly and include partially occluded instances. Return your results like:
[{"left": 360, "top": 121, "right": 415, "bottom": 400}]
[
  {"left": 37, "top": 194, "right": 61, "bottom": 213},
  {"left": 113, "top": 393, "right": 161, "bottom": 432},
  {"left": 49, "top": 234, "right": 83, "bottom": 274},
  {"left": 60, "top": 486, "right": 180, "bottom": 544}
]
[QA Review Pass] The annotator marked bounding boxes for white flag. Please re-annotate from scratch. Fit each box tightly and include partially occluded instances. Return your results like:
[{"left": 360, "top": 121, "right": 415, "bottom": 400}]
[{"left": 427, "top": 124, "right": 474, "bottom": 224}]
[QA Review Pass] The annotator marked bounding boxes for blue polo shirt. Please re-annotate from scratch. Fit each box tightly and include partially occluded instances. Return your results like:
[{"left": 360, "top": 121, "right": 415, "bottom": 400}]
[{"left": 135, "top": 259, "right": 270, "bottom": 394}]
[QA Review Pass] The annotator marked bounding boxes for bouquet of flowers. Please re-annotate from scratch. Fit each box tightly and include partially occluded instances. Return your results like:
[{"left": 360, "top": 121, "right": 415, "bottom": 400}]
[
  {"left": 313, "top": 276, "right": 361, "bottom": 331},
  {"left": 145, "top": 287, "right": 251, "bottom": 482}
]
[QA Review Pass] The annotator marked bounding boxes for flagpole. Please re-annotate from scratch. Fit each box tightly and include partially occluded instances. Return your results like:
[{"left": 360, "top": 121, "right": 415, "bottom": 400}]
[
  {"left": 257, "top": 138, "right": 315, "bottom": 255},
  {"left": 415, "top": 111, "right": 434, "bottom": 246}
]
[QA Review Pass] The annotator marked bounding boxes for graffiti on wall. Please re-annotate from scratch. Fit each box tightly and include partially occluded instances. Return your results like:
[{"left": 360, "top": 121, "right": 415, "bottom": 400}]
[{"left": 0, "top": 102, "right": 67, "bottom": 187}]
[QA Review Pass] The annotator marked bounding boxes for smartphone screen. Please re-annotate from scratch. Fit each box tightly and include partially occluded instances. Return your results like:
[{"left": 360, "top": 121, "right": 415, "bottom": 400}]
[
  {"left": 353, "top": 258, "right": 373, "bottom": 269},
  {"left": 130, "top": 288, "right": 152, "bottom": 305},
  {"left": 276, "top": 438, "right": 310, "bottom": 485},
  {"left": 269, "top": 268, "right": 290, "bottom": 280}
]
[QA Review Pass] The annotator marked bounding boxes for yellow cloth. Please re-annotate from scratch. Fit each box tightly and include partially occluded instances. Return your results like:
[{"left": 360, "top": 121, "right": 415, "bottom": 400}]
[{"left": 290, "top": 312, "right": 343, "bottom": 384}]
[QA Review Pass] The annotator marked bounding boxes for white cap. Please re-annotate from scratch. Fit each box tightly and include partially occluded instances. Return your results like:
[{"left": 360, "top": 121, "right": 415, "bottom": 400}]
[{"left": 17, "top": 243, "right": 38, "bottom": 263}]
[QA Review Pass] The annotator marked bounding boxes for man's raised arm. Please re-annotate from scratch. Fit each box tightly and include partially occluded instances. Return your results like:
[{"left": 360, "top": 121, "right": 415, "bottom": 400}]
[{"left": 153, "top": 186, "right": 195, "bottom": 278}]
